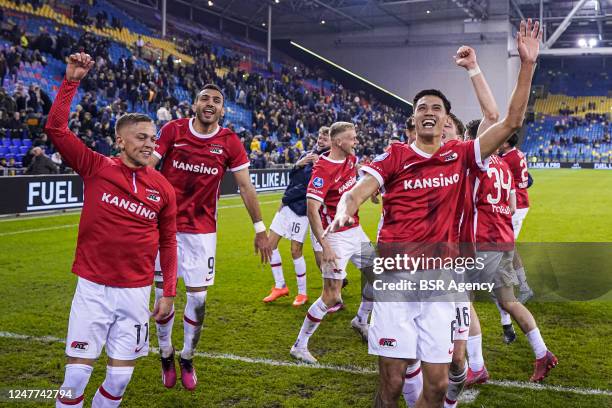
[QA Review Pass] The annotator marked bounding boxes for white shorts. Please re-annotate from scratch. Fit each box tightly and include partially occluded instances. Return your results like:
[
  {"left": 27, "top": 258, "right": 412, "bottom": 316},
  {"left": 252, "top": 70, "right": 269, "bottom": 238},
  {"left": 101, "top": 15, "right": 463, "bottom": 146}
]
[
  {"left": 65, "top": 277, "right": 151, "bottom": 360},
  {"left": 368, "top": 301, "right": 455, "bottom": 363},
  {"left": 155, "top": 232, "right": 217, "bottom": 287},
  {"left": 453, "top": 301, "right": 470, "bottom": 342},
  {"left": 512, "top": 207, "right": 529, "bottom": 239},
  {"left": 321, "top": 225, "right": 375, "bottom": 280},
  {"left": 270, "top": 206, "right": 309, "bottom": 243},
  {"left": 310, "top": 230, "right": 322, "bottom": 252}
]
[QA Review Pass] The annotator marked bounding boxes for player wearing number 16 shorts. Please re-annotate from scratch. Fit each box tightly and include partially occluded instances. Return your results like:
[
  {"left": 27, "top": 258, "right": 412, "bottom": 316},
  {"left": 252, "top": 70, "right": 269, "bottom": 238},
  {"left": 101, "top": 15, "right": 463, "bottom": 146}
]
[{"left": 263, "top": 126, "right": 331, "bottom": 307}]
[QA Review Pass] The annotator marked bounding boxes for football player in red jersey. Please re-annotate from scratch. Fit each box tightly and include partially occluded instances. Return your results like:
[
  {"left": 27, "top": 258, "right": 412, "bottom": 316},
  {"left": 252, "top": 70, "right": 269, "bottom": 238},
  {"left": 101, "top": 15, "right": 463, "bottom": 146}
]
[
  {"left": 148, "top": 84, "right": 272, "bottom": 390},
  {"left": 464, "top": 130, "right": 557, "bottom": 385},
  {"left": 290, "top": 122, "right": 376, "bottom": 364},
  {"left": 50, "top": 53, "right": 177, "bottom": 408},
  {"left": 328, "top": 19, "right": 542, "bottom": 408},
  {"left": 499, "top": 133, "right": 535, "bottom": 303}
]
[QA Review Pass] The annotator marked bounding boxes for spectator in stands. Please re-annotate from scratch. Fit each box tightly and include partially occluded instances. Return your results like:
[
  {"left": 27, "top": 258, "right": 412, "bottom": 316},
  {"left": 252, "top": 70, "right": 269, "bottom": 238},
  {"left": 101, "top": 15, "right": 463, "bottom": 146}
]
[
  {"left": 0, "top": 52, "right": 6, "bottom": 85},
  {"left": 0, "top": 88, "right": 16, "bottom": 114},
  {"left": 136, "top": 35, "right": 144, "bottom": 58},
  {"left": 26, "top": 146, "right": 58, "bottom": 174},
  {"left": 157, "top": 102, "right": 172, "bottom": 124},
  {"left": 6, "top": 111, "right": 25, "bottom": 137}
]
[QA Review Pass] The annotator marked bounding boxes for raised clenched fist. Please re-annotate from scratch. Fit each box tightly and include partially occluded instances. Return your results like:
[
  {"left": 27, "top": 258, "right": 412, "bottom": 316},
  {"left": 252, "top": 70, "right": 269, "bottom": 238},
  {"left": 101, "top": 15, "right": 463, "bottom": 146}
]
[
  {"left": 65, "top": 52, "right": 95, "bottom": 82},
  {"left": 454, "top": 45, "right": 477, "bottom": 70}
]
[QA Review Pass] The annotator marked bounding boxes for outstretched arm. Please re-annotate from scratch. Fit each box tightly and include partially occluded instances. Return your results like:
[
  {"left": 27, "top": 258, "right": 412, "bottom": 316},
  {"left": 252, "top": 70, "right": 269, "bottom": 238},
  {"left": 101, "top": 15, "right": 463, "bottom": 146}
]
[
  {"left": 325, "top": 173, "right": 380, "bottom": 235},
  {"left": 455, "top": 46, "right": 500, "bottom": 136},
  {"left": 234, "top": 167, "right": 272, "bottom": 263},
  {"left": 478, "top": 19, "right": 542, "bottom": 159}
]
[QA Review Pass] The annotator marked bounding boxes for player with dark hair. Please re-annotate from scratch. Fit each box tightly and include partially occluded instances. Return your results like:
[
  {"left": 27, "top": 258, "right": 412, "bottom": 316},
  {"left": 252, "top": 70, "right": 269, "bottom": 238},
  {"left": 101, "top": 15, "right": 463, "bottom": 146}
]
[
  {"left": 327, "top": 19, "right": 542, "bottom": 407},
  {"left": 149, "top": 80, "right": 272, "bottom": 390},
  {"left": 48, "top": 53, "right": 177, "bottom": 408},
  {"left": 262, "top": 126, "right": 331, "bottom": 307}
]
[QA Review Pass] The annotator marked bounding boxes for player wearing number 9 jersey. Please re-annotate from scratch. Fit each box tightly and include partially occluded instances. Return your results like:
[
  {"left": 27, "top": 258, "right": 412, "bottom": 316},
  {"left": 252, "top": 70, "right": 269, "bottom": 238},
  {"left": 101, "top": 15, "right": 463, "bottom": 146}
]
[
  {"left": 499, "top": 133, "right": 534, "bottom": 302},
  {"left": 148, "top": 84, "right": 272, "bottom": 391}
]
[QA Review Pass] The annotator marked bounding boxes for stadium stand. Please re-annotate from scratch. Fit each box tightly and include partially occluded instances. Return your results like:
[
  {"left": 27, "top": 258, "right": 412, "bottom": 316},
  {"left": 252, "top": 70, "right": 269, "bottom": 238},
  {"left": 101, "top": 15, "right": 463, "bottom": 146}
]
[
  {"left": 525, "top": 58, "right": 612, "bottom": 163},
  {"left": 0, "top": 0, "right": 409, "bottom": 174}
]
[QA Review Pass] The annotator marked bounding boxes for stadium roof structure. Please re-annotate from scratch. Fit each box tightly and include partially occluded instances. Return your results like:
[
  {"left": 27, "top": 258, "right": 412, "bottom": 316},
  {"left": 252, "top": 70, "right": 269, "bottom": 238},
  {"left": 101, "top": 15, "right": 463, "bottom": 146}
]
[
  {"left": 123, "top": 0, "right": 612, "bottom": 54},
  {"left": 149, "top": 0, "right": 493, "bottom": 37},
  {"left": 512, "top": 0, "right": 612, "bottom": 50}
]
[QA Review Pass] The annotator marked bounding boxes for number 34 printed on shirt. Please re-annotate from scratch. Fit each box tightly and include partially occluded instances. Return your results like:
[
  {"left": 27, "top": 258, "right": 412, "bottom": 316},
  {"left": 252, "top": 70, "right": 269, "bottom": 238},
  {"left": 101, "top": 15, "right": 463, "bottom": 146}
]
[{"left": 486, "top": 166, "right": 513, "bottom": 205}]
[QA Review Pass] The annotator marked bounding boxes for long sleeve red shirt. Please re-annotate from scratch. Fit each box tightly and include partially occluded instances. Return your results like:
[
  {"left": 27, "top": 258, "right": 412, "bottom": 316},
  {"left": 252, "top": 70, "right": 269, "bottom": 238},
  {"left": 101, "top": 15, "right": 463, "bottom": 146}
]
[{"left": 45, "top": 79, "right": 178, "bottom": 297}]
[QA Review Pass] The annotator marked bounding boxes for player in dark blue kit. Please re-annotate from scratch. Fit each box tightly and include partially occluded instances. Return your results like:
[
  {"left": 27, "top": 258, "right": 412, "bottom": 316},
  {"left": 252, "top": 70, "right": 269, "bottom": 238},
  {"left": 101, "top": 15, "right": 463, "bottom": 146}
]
[{"left": 263, "top": 126, "right": 331, "bottom": 306}]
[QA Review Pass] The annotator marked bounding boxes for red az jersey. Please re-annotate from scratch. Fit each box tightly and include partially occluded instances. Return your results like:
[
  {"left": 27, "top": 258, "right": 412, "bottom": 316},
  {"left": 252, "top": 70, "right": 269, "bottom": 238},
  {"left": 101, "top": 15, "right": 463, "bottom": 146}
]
[
  {"left": 306, "top": 153, "right": 359, "bottom": 232},
  {"left": 45, "top": 80, "right": 177, "bottom": 296},
  {"left": 473, "top": 155, "right": 516, "bottom": 249},
  {"left": 500, "top": 147, "right": 529, "bottom": 208},
  {"left": 457, "top": 168, "right": 476, "bottom": 246},
  {"left": 361, "top": 140, "right": 487, "bottom": 244},
  {"left": 154, "top": 119, "right": 250, "bottom": 233}
]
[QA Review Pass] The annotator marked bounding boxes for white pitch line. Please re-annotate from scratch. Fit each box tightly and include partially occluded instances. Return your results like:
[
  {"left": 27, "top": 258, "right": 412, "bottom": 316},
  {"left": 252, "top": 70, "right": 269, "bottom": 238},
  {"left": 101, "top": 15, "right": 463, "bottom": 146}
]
[
  {"left": 0, "top": 224, "right": 79, "bottom": 237},
  {"left": 0, "top": 331, "right": 610, "bottom": 397},
  {"left": 0, "top": 200, "right": 279, "bottom": 236}
]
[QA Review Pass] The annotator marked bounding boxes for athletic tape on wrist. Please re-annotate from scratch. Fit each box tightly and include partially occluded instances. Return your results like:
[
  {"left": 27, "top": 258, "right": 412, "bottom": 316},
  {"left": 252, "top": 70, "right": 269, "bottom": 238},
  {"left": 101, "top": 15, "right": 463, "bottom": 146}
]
[
  {"left": 253, "top": 221, "right": 266, "bottom": 233},
  {"left": 468, "top": 67, "right": 482, "bottom": 78}
]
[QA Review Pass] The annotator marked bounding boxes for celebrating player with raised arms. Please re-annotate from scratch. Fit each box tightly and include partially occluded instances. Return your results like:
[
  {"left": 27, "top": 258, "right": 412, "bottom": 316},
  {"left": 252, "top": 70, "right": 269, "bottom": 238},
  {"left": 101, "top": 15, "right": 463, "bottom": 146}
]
[
  {"left": 49, "top": 53, "right": 177, "bottom": 408},
  {"left": 327, "top": 19, "right": 542, "bottom": 408},
  {"left": 149, "top": 83, "right": 272, "bottom": 390}
]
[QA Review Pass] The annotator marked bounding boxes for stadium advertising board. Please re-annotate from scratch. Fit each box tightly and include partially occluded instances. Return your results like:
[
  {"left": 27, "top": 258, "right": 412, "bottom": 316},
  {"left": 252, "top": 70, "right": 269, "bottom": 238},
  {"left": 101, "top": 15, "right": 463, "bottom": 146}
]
[
  {"left": 530, "top": 162, "right": 612, "bottom": 169},
  {"left": 220, "top": 168, "right": 293, "bottom": 195},
  {"left": 1, "top": 169, "right": 292, "bottom": 215},
  {"left": 0, "top": 175, "right": 84, "bottom": 215}
]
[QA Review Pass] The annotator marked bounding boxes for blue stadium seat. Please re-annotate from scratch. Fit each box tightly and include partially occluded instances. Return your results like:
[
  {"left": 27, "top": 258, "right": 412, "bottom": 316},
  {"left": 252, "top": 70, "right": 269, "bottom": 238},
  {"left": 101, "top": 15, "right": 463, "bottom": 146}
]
[
  {"left": 11, "top": 138, "right": 22, "bottom": 147},
  {"left": 0, "top": 146, "right": 8, "bottom": 155},
  {"left": 19, "top": 146, "right": 29, "bottom": 154},
  {"left": 8, "top": 146, "right": 19, "bottom": 154},
  {"left": 1, "top": 138, "right": 9, "bottom": 147},
  {"left": 22, "top": 139, "right": 32, "bottom": 148}
]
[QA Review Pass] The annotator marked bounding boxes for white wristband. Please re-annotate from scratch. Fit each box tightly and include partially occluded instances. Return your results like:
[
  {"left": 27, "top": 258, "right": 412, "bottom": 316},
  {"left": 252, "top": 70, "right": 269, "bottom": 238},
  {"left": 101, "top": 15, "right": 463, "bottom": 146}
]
[
  {"left": 468, "top": 67, "right": 482, "bottom": 78},
  {"left": 253, "top": 221, "right": 266, "bottom": 233}
]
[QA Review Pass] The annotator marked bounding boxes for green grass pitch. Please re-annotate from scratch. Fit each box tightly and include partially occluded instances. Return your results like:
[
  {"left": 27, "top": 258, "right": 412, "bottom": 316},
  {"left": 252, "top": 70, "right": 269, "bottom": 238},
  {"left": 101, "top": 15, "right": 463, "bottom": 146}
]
[{"left": 0, "top": 169, "right": 610, "bottom": 407}]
